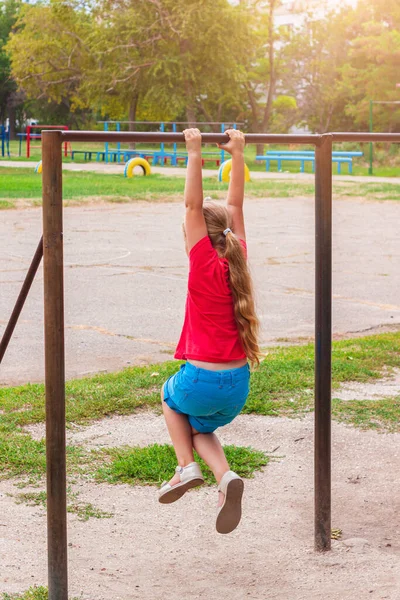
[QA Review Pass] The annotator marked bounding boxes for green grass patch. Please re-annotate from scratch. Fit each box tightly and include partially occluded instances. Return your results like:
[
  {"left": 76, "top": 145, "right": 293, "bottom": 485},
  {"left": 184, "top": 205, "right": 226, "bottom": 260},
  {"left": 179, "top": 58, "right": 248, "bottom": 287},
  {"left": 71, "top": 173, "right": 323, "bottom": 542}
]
[
  {"left": 0, "top": 431, "right": 47, "bottom": 478},
  {"left": 3, "top": 139, "right": 400, "bottom": 178},
  {"left": 0, "top": 199, "right": 14, "bottom": 209},
  {"left": 332, "top": 396, "right": 400, "bottom": 432},
  {"left": 14, "top": 489, "right": 113, "bottom": 521},
  {"left": 95, "top": 443, "right": 269, "bottom": 486},
  {"left": 2, "top": 587, "right": 80, "bottom": 600},
  {"left": 0, "top": 332, "right": 399, "bottom": 481},
  {"left": 2, "top": 588, "right": 49, "bottom": 600},
  {"left": 0, "top": 167, "right": 314, "bottom": 203},
  {"left": 1, "top": 167, "right": 400, "bottom": 208},
  {"left": 244, "top": 332, "right": 400, "bottom": 417},
  {"left": 0, "top": 361, "right": 178, "bottom": 429},
  {"left": 1, "top": 332, "right": 400, "bottom": 432},
  {"left": 0, "top": 427, "right": 89, "bottom": 480}
]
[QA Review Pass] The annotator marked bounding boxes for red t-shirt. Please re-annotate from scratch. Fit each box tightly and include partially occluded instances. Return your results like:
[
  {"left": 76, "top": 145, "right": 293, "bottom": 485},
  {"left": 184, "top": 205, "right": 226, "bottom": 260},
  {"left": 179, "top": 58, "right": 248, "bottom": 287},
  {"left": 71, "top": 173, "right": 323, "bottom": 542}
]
[{"left": 174, "top": 235, "right": 247, "bottom": 363}]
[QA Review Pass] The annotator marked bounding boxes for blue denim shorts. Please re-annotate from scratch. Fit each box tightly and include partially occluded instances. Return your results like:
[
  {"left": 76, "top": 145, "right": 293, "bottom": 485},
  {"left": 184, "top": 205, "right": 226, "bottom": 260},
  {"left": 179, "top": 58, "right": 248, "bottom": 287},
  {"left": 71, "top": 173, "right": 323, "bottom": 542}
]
[{"left": 162, "top": 361, "right": 250, "bottom": 433}]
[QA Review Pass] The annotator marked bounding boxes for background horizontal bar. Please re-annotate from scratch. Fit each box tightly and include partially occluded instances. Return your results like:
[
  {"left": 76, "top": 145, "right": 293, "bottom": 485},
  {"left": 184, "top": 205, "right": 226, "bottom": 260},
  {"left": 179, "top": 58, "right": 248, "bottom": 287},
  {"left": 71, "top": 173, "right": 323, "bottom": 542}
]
[
  {"left": 332, "top": 132, "right": 400, "bottom": 142},
  {"left": 57, "top": 131, "right": 400, "bottom": 145},
  {"left": 60, "top": 131, "right": 322, "bottom": 145},
  {"left": 97, "top": 121, "right": 245, "bottom": 125}
]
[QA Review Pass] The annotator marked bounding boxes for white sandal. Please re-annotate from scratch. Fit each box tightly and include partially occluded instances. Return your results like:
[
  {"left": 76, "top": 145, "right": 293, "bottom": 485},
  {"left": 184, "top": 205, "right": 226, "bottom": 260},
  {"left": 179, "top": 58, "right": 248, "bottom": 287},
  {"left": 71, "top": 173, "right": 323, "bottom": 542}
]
[
  {"left": 216, "top": 470, "right": 244, "bottom": 534},
  {"left": 158, "top": 462, "right": 204, "bottom": 504}
]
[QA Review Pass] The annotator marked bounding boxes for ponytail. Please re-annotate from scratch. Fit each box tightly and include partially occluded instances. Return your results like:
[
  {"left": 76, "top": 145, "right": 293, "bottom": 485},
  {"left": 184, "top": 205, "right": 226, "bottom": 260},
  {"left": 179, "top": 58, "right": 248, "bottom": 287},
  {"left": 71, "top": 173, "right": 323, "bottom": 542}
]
[{"left": 223, "top": 232, "right": 261, "bottom": 367}]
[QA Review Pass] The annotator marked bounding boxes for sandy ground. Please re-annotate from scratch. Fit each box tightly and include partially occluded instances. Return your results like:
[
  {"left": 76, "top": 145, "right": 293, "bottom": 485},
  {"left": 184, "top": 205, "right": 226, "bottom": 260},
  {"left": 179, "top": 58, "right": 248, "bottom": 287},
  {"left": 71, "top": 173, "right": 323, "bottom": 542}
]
[
  {"left": 1, "top": 370, "right": 399, "bottom": 599},
  {"left": 1, "top": 409, "right": 400, "bottom": 599},
  {"left": 1, "top": 188, "right": 400, "bottom": 597}
]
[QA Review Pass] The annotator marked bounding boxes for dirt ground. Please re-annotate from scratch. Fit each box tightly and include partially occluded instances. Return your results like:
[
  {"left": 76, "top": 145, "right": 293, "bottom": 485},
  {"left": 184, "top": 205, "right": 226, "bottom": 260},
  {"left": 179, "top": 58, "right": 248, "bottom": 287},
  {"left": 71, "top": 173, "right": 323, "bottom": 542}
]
[
  {"left": 1, "top": 374, "right": 400, "bottom": 599},
  {"left": 1, "top": 194, "right": 400, "bottom": 598}
]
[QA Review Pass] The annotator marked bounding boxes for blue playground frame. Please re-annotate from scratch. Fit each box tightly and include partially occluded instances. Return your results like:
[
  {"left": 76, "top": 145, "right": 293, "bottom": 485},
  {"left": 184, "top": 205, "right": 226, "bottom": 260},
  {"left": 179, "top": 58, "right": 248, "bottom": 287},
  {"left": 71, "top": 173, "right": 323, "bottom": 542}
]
[
  {"left": 96, "top": 121, "right": 241, "bottom": 165},
  {"left": 1, "top": 125, "right": 10, "bottom": 157},
  {"left": 256, "top": 150, "right": 363, "bottom": 174}
]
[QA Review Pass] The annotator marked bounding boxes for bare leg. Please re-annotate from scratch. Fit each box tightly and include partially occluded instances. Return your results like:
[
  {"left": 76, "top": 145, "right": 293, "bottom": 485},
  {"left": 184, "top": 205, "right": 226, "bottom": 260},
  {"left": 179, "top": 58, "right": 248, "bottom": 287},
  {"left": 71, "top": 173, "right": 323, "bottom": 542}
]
[
  {"left": 162, "top": 390, "right": 195, "bottom": 486},
  {"left": 191, "top": 429, "right": 230, "bottom": 506}
]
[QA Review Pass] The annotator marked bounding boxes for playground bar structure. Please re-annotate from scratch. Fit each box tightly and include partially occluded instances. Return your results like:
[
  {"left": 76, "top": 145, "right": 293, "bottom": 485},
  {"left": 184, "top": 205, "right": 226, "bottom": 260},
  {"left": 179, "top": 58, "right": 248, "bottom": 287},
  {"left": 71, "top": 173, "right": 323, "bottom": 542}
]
[
  {"left": 26, "top": 125, "right": 69, "bottom": 158},
  {"left": 1, "top": 129, "right": 399, "bottom": 600},
  {"left": 95, "top": 121, "right": 243, "bottom": 164}
]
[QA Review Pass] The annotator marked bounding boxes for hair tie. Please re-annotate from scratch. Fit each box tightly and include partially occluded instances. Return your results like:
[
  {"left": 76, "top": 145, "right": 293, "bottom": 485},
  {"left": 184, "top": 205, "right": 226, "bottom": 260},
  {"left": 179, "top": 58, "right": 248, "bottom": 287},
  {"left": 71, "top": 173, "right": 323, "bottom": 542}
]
[{"left": 223, "top": 228, "right": 232, "bottom": 236}]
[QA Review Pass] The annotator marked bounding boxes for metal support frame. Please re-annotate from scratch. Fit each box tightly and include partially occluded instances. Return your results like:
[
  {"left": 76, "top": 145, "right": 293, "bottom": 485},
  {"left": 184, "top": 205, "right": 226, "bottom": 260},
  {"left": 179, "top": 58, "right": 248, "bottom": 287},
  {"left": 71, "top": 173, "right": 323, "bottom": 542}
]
[
  {"left": 0, "top": 237, "right": 43, "bottom": 363},
  {"left": 42, "top": 131, "right": 68, "bottom": 600},
  {"left": 1, "top": 129, "right": 398, "bottom": 599},
  {"left": 314, "top": 134, "right": 333, "bottom": 551}
]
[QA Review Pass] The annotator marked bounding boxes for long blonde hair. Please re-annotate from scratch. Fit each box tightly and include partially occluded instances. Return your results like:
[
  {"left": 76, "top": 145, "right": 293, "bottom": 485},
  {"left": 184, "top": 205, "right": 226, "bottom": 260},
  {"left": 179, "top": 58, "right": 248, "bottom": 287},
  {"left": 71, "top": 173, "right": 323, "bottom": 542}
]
[{"left": 202, "top": 202, "right": 261, "bottom": 367}]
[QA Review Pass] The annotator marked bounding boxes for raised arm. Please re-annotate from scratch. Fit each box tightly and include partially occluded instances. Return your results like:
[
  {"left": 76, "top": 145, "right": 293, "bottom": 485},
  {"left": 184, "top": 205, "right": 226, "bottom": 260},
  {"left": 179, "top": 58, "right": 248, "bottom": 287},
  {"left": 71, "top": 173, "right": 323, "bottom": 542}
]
[
  {"left": 183, "top": 128, "right": 207, "bottom": 252},
  {"left": 217, "top": 129, "right": 246, "bottom": 241}
]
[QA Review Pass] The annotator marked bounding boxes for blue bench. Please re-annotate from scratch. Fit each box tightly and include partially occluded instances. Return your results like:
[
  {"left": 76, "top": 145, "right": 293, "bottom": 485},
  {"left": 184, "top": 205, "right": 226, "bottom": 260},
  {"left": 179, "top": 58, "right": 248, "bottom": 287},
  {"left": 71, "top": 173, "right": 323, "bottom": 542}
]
[
  {"left": 70, "top": 148, "right": 220, "bottom": 167},
  {"left": 71, "top": 150, "right": 156, "bottom": 163},
  {"left": 152, "top": 151, "right": 221, "bottom": 167},
  {"left": 71, "top": 150, "right": 99, "bottom": 161},
  {"left": 256, "top": 150, "right": 363, "bottom": 174}
]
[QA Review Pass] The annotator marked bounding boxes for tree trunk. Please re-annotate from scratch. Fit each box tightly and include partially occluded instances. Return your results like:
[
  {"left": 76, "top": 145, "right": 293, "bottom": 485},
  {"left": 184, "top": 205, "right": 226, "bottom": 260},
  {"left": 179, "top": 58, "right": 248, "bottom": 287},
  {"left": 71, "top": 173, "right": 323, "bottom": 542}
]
[
  {"left": 323, "top": 104, "right": 334, "bottom": 133},
  {"left": 180, "top": 39, "right": 197, "bottom": 127},
  {"left": 198, "top": 102, "right": 219, "bottom": 132},
  {"left": 128, "top": 95, "right": 138, "bottom": 149},
  {"left": 185, "top": 102, "right": 196, "bottom": 127},
  {"left": 256, "top": 0, "right": 278, "bottom": 156},
  {"left": 246, "top": 86, "right": 264, "bottom": 154},
  {"left": 256, "top": 143, "right": 265, "bottom": 156},
  {"left": 261, "top": 0, "right": 277, "bottom": 133}
]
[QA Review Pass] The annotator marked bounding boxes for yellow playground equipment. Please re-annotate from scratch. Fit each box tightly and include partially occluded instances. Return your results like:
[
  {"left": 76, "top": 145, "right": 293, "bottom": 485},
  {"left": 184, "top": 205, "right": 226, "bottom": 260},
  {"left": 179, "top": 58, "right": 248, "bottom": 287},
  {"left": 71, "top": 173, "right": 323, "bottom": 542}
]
[
  {"left": 218, "top": 159, "right": 250, "bottom": 183},
  {"left": 124, "top": 157, "right": 151, "bottom": 177}
]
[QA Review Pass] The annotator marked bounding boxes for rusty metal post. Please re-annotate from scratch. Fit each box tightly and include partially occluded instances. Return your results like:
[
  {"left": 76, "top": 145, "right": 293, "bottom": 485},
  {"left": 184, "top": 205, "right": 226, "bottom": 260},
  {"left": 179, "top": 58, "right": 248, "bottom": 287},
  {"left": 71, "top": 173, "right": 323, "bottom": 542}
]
[
  {"left": 0, "top": 237, "right": 43, "bottom": 363},
  {"left": 314, "top": 133, "right": 333, "bottom": 551},
  {"left": 42, "top": 130, "right": 68, "bottom": 598}
]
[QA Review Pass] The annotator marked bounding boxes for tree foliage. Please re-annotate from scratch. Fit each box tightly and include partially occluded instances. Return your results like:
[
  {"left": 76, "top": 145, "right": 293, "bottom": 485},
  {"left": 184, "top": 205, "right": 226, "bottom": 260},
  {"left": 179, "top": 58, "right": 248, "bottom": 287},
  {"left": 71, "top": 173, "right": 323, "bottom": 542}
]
[
  {"left": 7, "top": 0, "right": 94, "bottom": 113},
  {"left": 285, "top": 7, "right": 357, "bottom": 133},
  {"left": 340, "top": 0, "right": 400, "bottom": 131},
  {"left": 0, "top": 0, "right": 19, "bottom": 124},
  {"left": 3, "top": 0, "right": 400, "bottom": 134}
]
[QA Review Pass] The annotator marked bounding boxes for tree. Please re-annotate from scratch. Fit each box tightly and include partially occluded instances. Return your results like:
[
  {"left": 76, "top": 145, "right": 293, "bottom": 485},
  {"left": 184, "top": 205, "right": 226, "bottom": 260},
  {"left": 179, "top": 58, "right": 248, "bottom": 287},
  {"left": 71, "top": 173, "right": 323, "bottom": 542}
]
[
  {"left": 142, "top": 0, "right": 252, "bottom": 128},
  {"left": 8, "top": 0, "right": 252, "bottom": 130},
  {"left": 340, "top": 0, "right": 400, "bottom": 132},
  {"left": 0, "top": 0, "right": 20, "bottom": 135},
  {"left": 285, "top": 7, "right": 358, "bottom": 133},
  {"left": 7, "top": 0, "right": 95, "bottom": 122},
  {"left": 241, "top": 0, "right": 298, "bottom": 152},
  {"left": 90, "top": 0, "right": 252, "bottom": 128}
]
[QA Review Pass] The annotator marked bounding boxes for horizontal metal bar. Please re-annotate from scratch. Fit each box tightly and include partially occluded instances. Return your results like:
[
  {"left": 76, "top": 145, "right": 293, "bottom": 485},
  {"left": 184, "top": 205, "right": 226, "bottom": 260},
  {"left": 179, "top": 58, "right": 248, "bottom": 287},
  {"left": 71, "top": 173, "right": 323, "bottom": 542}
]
[
  {"left": 97, "top": 121, "right": 245, "bottom": 125},
  {"left": 56, "top": 130, "right": 400, "bottom": 145},
  {"left": 332, "top": 132, "right": 400, "bottom": 142},
  {"left": 60, "top": 131, "right": 322, "bottom": 145}
]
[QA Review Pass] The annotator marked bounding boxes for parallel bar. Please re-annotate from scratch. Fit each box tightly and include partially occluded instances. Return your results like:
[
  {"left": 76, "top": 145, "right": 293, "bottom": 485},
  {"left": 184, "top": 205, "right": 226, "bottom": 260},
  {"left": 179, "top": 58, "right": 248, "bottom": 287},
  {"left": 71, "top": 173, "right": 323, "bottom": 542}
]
[
  {"left": 59, "top": 130, "right": 400, "bottom": 145},
  {"left": 98, "top": 120, "right": 246, "bottom": 125},
  {"left": 60, "top": 131, "right": 322, "bottom": 145},
  {"left": 314, "top": 133, "right": 333, "bottom": 551},
  {"left": 42, "top": 131, "right": 68, "bottom": 600},
  {"left": 0, "top": 237, "right": 43, "bottom": 363},
  {"left": 332, "top": 132, "right": 400, "bottom": 143}
]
